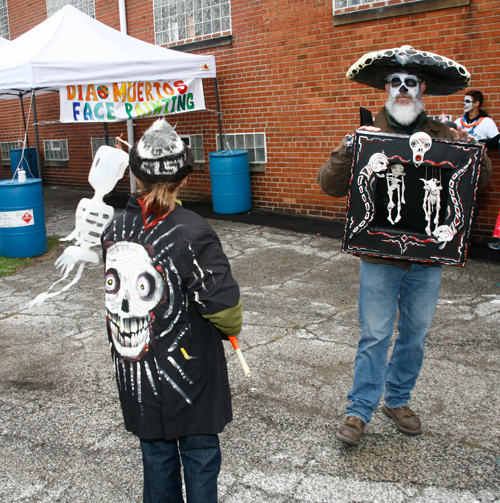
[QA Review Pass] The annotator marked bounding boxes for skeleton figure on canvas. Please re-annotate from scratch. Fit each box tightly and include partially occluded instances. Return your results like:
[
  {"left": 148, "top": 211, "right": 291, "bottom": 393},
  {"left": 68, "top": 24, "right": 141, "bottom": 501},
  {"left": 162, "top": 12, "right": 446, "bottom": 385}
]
[
  {"left": 386, "top": 163, "right": 406, "bottom": 224},
  {"left": 421, "top": 178, "right": 442, "bottom": 236}
]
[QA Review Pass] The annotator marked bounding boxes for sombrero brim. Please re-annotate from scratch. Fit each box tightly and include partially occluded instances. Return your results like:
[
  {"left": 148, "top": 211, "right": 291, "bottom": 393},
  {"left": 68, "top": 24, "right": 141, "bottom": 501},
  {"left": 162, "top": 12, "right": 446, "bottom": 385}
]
[{"left": 346, "top": 46, "right": 470, "bottom": 96}]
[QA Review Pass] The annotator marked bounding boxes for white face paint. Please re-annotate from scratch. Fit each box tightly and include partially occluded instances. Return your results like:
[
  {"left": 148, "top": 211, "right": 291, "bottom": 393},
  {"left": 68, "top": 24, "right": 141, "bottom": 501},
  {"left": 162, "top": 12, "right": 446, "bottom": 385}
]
[
  {"left": 463, "top": 96, "right": 474, "bottom": 113},
  {"left": 386, "top": 72, "right": 422, "bottom": 100}
]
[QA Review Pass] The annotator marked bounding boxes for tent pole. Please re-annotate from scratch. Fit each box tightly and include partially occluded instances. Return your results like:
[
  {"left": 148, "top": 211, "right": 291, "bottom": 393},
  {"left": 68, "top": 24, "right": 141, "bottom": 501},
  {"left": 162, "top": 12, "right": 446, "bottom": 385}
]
[
  {"left": 213, "top": 78, "right": 224, "bottom": 149},
  {"left": 19, "top": 93, "right": 31, "bottom": 151},
  {"left": 118, "top": 0, "right": 136, "bottom": 194},
  {"left": 31, "top": 90, "right": 43, "bottom": 181}
]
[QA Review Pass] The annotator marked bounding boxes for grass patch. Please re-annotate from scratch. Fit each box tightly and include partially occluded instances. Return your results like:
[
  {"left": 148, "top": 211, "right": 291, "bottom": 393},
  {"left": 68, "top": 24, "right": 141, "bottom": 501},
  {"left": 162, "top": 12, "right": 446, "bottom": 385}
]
[{"left": 0, "top": 236, "right": 61, "bottom": 278}]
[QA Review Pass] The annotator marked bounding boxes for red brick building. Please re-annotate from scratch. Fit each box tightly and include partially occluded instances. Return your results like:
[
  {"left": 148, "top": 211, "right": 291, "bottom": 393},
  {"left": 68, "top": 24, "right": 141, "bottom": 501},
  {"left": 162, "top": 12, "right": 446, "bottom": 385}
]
[{"left": 0, "top": 0, "right": 498, "bottom": 239}]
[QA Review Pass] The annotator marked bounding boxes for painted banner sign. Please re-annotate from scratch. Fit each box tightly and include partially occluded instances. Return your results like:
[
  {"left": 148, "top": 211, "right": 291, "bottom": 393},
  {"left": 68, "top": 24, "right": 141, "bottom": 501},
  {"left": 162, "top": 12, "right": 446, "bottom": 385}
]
[{"left": 59, "top": 78, "right": 205, "bottom": 123}]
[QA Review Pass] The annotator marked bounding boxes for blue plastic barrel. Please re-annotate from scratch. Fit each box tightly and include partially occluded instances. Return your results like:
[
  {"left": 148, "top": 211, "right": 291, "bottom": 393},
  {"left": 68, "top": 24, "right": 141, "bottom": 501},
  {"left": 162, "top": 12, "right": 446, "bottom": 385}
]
[
  {"left": 208, "top": 149, "right": 252, "bottom": 214},
  {"left": 10, "top": 147, "right": 39, "bottom": 179},
  {"left": 0, "top": 178, "right": 47, "bottom": 258}
]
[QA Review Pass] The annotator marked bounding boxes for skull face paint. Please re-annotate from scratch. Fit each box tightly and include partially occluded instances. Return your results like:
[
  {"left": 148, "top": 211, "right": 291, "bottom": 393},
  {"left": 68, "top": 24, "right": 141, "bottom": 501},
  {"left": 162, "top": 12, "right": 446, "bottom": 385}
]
[
  {"left": 409, "top": 132, "right": 432, "bottom": 167},
  {"left": 386, "top": 73, "right": 422, "bottom": 100},
  {"left": 105, "top": 241, "right": 165, "bottom": 360},
  {"left": 462, "top": 96, "right": 474, "bottom": 113}
]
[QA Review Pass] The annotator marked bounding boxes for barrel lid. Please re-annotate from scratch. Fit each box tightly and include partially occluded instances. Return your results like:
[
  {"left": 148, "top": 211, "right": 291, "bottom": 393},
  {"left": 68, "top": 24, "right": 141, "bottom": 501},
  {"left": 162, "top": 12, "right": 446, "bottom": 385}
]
[
  {"left": 0, "top": 178, "right": 41, "bottom": 186},
  {"left": 209, "top": 149, "right": 248, "bottom": 157}
]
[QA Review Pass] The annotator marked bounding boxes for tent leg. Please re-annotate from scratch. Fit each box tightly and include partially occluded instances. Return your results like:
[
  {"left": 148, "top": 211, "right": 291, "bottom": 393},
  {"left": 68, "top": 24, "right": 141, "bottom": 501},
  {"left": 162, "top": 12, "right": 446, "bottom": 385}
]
[
  {"left": 127, "top": 119, "right": 136, "bottom": 193},
  {"left": 19, "top": 94, "right": 31, "bottom": 151},
  {"left": 31, "top": 90, "right": 43, "bottom": 181},
  {"left": 213, "top": 78, "right": 225, "bottom": 149}
]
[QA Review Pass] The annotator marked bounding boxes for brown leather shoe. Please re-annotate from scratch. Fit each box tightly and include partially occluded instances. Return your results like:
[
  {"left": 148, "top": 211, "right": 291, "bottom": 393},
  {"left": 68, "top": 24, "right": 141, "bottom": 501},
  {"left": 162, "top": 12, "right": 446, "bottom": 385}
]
[
  {"left": 337, "top": 416, "right": 365, "bottom": 446},
  {"left": 382, "top": 404, "right": 422, "bottom": 435}
]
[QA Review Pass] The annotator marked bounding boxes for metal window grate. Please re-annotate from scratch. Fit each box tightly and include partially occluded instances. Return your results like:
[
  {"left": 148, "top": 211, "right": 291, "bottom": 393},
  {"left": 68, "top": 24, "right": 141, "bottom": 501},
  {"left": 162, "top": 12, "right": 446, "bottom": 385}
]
[
  {"left": 44, "top": 139, "right": 69, "bottom": 161},
  {"left": 153, "top": 0, "right": 231, "bottom": 45},
  {"left": 47, "top": 0, "right": 95, "bottom": 18}
]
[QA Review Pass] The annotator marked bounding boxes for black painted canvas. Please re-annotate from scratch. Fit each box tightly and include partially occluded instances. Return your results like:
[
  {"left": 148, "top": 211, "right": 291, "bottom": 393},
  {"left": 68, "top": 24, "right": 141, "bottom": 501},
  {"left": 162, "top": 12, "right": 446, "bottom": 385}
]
[{"left": 342, "top": 130, "right": 484, "bottom": 266}]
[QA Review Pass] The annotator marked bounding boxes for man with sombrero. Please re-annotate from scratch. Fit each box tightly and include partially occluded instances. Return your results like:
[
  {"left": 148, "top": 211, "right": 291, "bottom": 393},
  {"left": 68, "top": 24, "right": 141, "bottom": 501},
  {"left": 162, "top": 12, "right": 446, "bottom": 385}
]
[{"left": 317, "top": 46, "right": 492, "bottom": 446}]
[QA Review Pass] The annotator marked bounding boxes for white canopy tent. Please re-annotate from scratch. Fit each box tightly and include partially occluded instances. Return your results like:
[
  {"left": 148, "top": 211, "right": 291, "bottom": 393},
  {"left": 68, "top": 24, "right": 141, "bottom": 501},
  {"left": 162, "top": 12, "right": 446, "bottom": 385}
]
[
  {"left": 0, "top": 5, "right": 221, "bottom": 180},
  {"left": 0, "top": 5, "right": 216, "bottom": 95}
]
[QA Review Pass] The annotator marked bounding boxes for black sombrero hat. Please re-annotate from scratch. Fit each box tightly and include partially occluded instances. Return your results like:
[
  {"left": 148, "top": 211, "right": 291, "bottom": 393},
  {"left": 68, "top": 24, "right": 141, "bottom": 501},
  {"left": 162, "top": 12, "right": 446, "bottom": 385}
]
[{"left": 346, "top": 45, "right": 470, "bottom": 96}]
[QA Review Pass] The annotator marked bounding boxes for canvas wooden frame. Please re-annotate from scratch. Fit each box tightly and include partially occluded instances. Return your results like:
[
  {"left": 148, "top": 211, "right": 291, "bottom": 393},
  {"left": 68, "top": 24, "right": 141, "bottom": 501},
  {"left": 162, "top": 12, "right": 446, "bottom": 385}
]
[{"left": 342, "top": 130, "right": 484, "bottom": 266}]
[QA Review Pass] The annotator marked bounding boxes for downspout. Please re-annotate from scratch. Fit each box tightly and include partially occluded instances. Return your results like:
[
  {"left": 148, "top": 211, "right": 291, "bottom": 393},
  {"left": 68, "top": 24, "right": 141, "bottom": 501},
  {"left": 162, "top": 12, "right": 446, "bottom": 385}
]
[{"left": 118, "top": 0, "right": 136, "bottom": 193}]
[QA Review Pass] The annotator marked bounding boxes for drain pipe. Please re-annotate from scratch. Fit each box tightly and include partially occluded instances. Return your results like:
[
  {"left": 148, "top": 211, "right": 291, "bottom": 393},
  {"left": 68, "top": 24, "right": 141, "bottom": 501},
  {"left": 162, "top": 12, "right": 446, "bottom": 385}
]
[{"left": 118, "top": 0, "right": 136, "bottom": 193}]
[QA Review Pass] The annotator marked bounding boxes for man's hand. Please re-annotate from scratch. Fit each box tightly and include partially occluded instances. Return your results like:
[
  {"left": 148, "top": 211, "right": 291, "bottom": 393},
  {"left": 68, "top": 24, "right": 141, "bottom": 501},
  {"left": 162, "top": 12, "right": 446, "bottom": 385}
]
[
  {"left": 356, "top": 126, "right": 381, "bottom": 133},
  {"left": 450, "top": 124, "right": 475, "bottom": 142}
]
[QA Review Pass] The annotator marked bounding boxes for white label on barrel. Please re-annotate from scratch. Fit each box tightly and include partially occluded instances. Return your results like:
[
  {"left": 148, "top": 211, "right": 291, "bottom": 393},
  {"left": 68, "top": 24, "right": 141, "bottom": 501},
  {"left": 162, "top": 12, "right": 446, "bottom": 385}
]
[{"left": 0, "top": 209, "right": 35, "bottom": 228}]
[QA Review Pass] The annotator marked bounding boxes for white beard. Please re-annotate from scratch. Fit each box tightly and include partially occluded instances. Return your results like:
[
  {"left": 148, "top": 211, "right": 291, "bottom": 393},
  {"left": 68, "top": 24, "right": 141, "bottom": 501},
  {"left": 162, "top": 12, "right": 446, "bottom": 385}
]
[{"left": 386, "top": 95, "right": 425, "bottom": 126}]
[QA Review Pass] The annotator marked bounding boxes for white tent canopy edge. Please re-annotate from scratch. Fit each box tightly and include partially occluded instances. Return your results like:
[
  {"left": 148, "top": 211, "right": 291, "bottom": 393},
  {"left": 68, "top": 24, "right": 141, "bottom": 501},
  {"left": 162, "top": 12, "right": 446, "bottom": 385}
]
[{"left": 0, "top": 5, "right": 220, "bottom": 182}]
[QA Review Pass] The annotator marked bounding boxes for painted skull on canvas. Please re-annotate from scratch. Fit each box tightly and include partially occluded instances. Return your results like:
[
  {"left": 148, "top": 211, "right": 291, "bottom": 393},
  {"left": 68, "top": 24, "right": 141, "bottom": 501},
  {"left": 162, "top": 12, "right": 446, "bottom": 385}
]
[{"left": 105, "top": 241, "right": 165, "bottom": 360}]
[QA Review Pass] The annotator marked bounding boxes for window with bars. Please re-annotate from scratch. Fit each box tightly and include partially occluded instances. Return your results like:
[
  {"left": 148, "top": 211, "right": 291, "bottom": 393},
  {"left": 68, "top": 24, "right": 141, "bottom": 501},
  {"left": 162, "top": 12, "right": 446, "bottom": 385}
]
[
  {"left": 44, "top": 139, "right": 69, "bottom": 161},
  {"left": 1, "top": 141, "right": 20, "bottom": 164},
  {"left": 46, "top": 0, "right": 95, "bottom": 18},
  {"left": 153, "top": 0, "right": 231, "bottom": 46},
  {"left": 216, "top": 133, "right": 266, "bottom": 172},
  {"left": 0, "top": 0, "right": 9, "bottom": 40}
]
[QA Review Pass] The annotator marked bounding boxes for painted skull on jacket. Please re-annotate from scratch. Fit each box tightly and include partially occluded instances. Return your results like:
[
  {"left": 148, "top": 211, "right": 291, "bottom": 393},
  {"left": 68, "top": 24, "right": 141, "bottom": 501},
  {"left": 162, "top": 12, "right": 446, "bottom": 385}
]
[{"left": 105, "top": 241, "right": 165, "bottom": 360}]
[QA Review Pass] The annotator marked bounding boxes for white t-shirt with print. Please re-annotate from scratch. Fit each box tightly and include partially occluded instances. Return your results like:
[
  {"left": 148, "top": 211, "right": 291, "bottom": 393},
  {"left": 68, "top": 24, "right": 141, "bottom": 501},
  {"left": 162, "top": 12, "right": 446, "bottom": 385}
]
[{"left": 454, "top": 115, "right": 499, "bottom": 142}]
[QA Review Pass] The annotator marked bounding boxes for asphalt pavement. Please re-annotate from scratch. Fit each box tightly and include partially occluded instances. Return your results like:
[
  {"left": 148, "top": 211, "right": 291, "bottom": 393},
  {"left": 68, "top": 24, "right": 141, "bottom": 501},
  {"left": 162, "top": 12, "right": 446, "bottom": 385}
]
[{"left": 0, "top": 186, "right": 499, "bottom": 503}]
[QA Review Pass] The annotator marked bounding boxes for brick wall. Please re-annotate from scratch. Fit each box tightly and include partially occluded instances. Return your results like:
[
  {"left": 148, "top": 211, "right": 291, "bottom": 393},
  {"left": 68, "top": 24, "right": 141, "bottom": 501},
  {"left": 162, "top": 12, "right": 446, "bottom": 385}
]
[{"left": 0, "top": 0, "right": 498, "bottom": 239}]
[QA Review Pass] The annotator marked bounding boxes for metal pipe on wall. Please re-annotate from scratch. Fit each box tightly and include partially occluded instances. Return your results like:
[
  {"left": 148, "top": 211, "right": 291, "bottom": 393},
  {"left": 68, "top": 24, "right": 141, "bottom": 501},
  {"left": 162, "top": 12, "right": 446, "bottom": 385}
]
[{"left": 118, "top": 0, "right": 136, "bottom": 193}]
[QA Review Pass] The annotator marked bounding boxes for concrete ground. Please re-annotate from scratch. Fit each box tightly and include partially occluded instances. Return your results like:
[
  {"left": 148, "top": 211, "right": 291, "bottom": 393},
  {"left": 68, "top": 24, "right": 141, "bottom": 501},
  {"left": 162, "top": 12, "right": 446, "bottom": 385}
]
[{"left": 0, "top": 186, "right": 499, "bottom": 503}]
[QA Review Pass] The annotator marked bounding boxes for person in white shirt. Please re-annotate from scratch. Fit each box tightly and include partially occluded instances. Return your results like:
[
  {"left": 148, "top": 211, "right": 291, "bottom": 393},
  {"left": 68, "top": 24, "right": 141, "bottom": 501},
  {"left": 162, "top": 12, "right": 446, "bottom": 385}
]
[{"left": 454, "top": 90, "right": 500, "bottom": 150}]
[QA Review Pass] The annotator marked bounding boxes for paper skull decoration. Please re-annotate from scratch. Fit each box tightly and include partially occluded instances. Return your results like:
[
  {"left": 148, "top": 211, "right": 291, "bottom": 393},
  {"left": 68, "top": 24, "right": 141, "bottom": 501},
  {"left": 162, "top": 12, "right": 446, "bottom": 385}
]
[{"left": 409, "top": 132, "right": 432, "bottom": 167}]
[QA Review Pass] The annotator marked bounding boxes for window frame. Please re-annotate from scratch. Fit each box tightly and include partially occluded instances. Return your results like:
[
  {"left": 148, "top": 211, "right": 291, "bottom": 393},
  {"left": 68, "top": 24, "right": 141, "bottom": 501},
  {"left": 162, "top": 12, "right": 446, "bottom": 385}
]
[
  {"left": 44, "top": 139, "right": 69, "bottom": 166},
  {"left": 333, "top": 0, "right": 470, "bottom": 26},
  {"left": 0, "top": 0, "right": 10, "bottom": 40},
  {"left": 1, "top": 141, "right": 21, "bottom": 166},
  {"left": 180, "top": 134, "right": 205, "bottom": 171},
  {"left": 216, "top": 132, "right": 267, "bottom": 173},
  {"left": 46, "top": 0, "right": 95, "bottom": 18},
  {"left": 153, "top": 0, "right": 232, "bottom": 48}
]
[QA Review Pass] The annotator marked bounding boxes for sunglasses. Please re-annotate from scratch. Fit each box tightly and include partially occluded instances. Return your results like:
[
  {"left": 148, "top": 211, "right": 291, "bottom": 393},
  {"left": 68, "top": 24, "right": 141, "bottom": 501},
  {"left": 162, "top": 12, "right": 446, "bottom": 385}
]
[
  {"left": 389, "top": 77, "right": 420, "bottom": 88},
  {"left": 463, "top": 98, "right": 474, "bottom": 104}
]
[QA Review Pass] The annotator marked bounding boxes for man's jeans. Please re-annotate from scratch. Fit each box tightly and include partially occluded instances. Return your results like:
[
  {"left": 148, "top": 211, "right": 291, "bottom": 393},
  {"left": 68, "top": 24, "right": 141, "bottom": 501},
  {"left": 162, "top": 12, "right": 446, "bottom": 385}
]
[
  {"left": 346, "top": 261, "right": 442, "bottom": 424},
  {"left": 141, "top": 434, "right": 221, "bottom": 503}
]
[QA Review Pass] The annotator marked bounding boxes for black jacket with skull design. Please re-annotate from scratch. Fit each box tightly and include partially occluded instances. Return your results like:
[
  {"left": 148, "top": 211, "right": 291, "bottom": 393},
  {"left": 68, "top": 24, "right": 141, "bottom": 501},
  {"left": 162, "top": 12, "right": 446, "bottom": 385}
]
[{"left": 101, "top": 197, "right": 241, "bottom": 440}]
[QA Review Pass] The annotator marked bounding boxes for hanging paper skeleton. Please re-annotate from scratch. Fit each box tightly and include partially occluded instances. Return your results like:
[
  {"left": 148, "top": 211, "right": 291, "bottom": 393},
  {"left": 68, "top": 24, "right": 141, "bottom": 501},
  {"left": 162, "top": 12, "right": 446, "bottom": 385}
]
[
  {"left": 386, "top": 163, "right": 406, "bottom": 225},
  {"left": 28, "top": 144, "right": 130, "bottom": 307}
]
